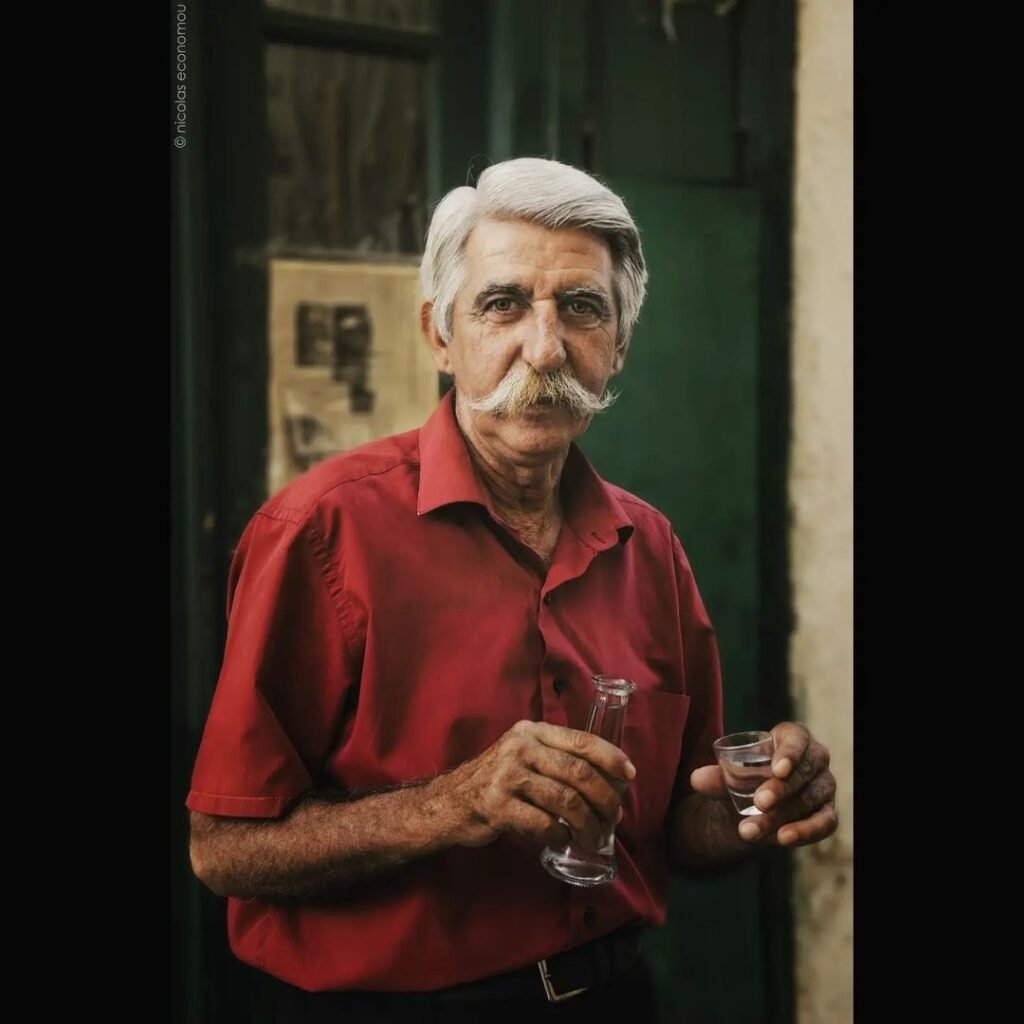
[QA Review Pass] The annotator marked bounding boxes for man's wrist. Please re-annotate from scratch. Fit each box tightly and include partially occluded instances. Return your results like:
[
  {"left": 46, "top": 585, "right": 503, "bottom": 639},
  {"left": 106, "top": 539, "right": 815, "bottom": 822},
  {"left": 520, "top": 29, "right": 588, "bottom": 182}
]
[
  {"left": 419, "top": 766, "right": 475, "bottom": 849},
  {"left": 670, "top": 792, "right": 760, "bottom": 870}
]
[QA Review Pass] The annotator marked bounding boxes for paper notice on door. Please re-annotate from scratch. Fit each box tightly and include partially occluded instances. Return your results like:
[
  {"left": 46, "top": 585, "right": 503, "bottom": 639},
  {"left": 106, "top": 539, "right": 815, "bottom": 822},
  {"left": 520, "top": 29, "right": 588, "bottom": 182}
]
[{"left": 267, "top": 258, "right": 440, "bottom": 496}]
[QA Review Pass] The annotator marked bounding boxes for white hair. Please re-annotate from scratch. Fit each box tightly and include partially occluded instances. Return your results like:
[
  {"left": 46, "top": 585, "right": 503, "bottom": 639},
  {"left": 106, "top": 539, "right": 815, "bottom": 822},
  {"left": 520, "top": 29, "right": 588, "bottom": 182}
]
[{"left": 419, "top": 158, "right": 648, "bottom": 355}]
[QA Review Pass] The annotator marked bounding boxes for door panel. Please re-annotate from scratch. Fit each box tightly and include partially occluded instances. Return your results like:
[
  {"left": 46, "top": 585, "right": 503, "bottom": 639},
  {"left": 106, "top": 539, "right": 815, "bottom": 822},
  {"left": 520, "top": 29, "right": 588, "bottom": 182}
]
[{"left": 581, "top": 181, "right": 763, "bottom": 1023}]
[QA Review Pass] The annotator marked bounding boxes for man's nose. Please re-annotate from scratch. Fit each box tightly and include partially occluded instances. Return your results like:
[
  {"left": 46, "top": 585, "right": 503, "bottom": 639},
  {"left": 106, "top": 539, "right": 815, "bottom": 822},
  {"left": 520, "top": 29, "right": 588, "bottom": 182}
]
[{"left": 520, "top": 302, "right": 566, "bottom": 375}]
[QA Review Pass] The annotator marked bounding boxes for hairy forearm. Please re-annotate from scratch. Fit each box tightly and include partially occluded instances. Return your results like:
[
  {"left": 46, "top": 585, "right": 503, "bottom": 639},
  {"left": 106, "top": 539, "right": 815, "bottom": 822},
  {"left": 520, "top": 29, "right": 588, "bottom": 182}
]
[
  {"left": 667, "top": 793, "right": 762, "bottom": 872},
  {"left": 189, "top": 778, "right": 461, "bottom": 901}
]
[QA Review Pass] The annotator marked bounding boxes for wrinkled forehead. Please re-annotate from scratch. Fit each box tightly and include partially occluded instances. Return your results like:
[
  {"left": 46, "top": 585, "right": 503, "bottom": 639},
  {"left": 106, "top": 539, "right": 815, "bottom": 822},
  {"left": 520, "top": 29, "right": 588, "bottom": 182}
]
[{"left": 461, "top": 218, "right": 615, "bottom": 290}]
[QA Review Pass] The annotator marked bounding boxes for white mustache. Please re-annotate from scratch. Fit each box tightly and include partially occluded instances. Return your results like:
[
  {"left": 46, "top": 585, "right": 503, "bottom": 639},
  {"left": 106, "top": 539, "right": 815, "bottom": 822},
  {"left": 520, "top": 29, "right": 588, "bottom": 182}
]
[{"left": 465, "top": 363, "right": 618, "bottom": 419}]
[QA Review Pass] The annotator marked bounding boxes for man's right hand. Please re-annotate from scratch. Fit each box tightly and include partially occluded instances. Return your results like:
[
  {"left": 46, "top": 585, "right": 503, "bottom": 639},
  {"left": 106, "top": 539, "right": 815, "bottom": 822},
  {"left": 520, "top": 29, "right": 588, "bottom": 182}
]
[
  {"left": 188, "top": 721, "right": 636, "bottom": 901},
  {"left": 434, "top": 720, "right": 636, "bottom": 852}
]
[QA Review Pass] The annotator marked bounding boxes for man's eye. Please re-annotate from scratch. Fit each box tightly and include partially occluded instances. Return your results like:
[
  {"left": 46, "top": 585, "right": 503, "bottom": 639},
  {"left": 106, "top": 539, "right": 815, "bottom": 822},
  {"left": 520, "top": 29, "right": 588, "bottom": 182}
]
[
  {"left": 568, "top": 300, "right": 596, "bottom": 316},
  {"left": 488, "top": 297, "right": 514, "bottom": 312}
]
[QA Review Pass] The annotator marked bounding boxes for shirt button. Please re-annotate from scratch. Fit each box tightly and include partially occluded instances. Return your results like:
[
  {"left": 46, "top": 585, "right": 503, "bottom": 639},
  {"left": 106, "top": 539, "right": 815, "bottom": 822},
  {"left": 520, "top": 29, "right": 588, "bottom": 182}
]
[
  {"left": 553, "top": 678, "right": 567, "bottom": 695},
  {"left": 583, "top": 906, "right": 595, "bottom": 929}
]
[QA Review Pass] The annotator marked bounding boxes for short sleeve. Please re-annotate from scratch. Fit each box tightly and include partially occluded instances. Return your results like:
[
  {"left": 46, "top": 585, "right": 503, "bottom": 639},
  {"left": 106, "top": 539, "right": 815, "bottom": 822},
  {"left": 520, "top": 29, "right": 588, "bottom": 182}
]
[
  {"left": 186, "top": 511, "right": 354, "bottom": 819},
  {"left": 672, "top": 534, "right": 725, "bottom": 798}
]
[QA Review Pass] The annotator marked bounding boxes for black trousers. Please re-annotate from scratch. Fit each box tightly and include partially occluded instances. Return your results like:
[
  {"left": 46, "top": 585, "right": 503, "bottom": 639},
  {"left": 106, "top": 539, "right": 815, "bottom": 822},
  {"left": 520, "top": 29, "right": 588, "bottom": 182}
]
[{"left": 265, "top": 957, "right": 660, "bottom": 1024}]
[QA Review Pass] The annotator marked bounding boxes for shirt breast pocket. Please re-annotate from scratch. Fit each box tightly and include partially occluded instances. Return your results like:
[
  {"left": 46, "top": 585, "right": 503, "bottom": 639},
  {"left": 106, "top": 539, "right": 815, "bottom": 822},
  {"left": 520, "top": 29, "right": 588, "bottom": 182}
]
[{"left": 621, "top": 689, "right": 690, "bottom": 840}]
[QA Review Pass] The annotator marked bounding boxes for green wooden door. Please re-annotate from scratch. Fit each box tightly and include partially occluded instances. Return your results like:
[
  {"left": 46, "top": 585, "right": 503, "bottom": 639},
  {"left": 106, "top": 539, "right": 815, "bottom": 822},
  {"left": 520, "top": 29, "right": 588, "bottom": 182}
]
[{"left": 581, "top": 182, "right": 763, "bottom": 1024}]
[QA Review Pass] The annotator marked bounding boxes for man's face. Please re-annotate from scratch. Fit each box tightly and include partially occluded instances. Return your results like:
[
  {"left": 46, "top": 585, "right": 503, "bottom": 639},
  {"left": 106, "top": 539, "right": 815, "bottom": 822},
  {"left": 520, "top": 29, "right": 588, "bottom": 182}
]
[{"left": 423, "top": 218, "right": 623, "bottom": 461}]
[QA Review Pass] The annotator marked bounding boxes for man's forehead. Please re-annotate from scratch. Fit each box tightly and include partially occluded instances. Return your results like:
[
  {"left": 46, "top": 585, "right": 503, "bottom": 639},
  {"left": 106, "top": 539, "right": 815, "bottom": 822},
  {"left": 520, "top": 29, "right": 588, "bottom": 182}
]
[{"left": 463, "top": 218, "right": 613, "bottom": 277}]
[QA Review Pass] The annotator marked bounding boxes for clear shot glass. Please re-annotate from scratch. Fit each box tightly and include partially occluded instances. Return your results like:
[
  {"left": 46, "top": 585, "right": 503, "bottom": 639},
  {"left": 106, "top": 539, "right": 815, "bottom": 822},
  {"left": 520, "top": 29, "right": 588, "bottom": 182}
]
[{"left": 713, "top": 730, "right": 776, "bottom": 816}]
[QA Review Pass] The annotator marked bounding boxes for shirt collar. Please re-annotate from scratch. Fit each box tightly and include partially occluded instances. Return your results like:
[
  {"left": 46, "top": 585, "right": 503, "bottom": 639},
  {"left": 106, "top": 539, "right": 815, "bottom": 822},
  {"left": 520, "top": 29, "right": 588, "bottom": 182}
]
[
  {"left": 416, "top": 389, "right": 493, "bottom": 515},
  {"left": 417, "top": 390, "right": 634, "bottom": 548}
]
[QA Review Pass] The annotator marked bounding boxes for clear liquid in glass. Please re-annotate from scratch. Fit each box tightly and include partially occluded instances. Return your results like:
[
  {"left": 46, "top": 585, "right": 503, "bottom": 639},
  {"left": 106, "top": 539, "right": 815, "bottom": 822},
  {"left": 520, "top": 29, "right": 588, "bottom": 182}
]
[{"left": 720, "top": 752, "right": 773, "bottom": 816}]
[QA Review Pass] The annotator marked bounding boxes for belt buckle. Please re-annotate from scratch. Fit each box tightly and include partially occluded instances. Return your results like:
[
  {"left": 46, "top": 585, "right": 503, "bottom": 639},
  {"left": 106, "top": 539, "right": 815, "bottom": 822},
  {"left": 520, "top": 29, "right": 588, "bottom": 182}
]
[{"left": 537, "top": 958, "right": 588, "bottom": 1003}]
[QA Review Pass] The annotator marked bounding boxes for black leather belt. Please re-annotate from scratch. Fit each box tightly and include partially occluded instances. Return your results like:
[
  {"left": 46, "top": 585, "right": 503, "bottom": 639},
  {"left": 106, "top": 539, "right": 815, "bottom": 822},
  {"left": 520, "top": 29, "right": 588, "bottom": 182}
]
[
  {"left": 427, "top": 927, "right": 644, "bottom": 1004},
  {"left": 266, "top": 928, "right": 646, "bottom": 1016}
]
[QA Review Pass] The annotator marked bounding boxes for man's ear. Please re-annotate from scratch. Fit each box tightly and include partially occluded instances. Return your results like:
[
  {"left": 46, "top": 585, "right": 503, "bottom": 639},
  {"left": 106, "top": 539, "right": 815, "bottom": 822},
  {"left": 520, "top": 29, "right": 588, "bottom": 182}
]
[
  {"left": 611, "top": 338, "right": 628, "bottom": 376},
  {"left": 420, "top": 301, "right": 453, "bottom": 375}
]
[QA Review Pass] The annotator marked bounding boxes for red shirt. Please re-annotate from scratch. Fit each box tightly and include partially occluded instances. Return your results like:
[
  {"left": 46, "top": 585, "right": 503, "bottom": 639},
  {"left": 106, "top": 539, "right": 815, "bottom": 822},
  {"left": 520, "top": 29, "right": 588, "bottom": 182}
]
[{"left": 187, "top": 390, "right": 724, "bottom": 993}]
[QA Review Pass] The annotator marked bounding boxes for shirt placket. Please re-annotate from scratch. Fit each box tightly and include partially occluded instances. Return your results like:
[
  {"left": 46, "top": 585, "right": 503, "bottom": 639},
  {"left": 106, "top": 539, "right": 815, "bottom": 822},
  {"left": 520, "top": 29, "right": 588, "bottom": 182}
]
[{"left": 536, "top": 525, "right": 621, "bottom": 947}]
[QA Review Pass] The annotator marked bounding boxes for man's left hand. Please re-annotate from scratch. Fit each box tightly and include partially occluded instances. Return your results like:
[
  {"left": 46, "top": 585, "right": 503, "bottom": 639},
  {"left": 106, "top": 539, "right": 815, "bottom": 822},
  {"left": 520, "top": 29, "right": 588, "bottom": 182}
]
[{"left": 689, "top": 722, "right": 838, "bottom": 848}]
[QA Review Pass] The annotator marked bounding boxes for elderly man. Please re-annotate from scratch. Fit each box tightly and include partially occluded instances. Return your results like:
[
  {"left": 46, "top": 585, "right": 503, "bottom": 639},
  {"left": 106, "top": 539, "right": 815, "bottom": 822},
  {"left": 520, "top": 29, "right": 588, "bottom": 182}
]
[{"left": 187, "top": 157, "right": 837, "bottom": 1022}]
